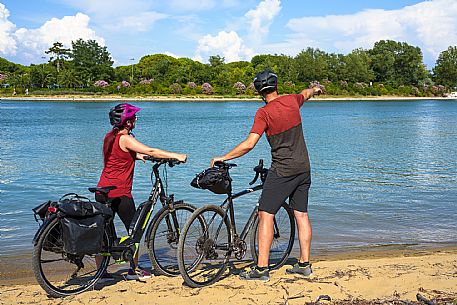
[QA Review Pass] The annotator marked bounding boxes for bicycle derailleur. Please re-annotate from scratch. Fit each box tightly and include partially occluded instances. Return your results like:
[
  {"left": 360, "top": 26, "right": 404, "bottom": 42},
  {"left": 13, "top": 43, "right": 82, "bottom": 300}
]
[{"left": 233, "top": 239, "right": 247, "bottom": 260}]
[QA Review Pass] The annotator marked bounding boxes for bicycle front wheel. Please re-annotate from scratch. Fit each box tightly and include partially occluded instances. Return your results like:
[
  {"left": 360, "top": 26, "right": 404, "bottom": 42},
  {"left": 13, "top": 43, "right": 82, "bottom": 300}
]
[
  {"left": 250, "top": 202, "right": 295, "bottom": 270},
  {"left": 146, "top": 202, "right": 198, "bottom": 276},
  {"left": 32, "top": 217, "right": 110, "bottom": 297},
  {"left": 177, "top": 205, "right": 232, "bottom": 288}
]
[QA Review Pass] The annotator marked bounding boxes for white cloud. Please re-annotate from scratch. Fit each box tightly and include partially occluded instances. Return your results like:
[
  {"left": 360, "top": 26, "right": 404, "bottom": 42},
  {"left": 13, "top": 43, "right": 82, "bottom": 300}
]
[
  {"left": 195, "top": 30, "right": 254, "bottom": 63},
  {"left": 14, "top": 13, "right": 104, "bottom": 62},
  {"left": 277, "top": 0, "right": 457, "bottom": 64},
  {"left": 118, "top": 12, "right": 168, "bottom": 32},
  {"left": 245, "top": 0, "right": 281, "bottom": 44},
  {"left": 0, "top": 3, "right": 17, "bottom": 55}
]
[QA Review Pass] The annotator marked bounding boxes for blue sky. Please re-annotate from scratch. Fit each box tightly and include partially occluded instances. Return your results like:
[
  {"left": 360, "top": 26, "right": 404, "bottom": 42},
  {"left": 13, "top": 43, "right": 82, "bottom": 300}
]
[{"left": 1, "top": 0, "right": 456, "bottom": 67}]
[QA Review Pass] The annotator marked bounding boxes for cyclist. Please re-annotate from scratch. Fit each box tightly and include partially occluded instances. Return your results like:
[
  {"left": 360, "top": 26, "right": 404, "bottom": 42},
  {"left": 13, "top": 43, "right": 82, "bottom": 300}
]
[
  {"left": 211, "top": 70, "right": 322, "bottom": 281},
  {"left": 97, "top": 103, "right": 187, "bottom": 280}
]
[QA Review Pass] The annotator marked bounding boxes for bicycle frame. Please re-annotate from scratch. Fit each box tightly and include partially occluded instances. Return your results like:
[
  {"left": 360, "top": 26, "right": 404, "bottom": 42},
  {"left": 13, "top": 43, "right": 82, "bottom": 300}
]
[
  {"left": 219, "top": 184, "right": 263, "bottom": 244},
  {"left": 104, "top": 161, "right": 177, "bottom": 258}
]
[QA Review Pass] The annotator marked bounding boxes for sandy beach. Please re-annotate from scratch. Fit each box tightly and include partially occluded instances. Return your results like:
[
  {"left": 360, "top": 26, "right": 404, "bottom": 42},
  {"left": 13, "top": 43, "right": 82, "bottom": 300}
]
[{"left": 1, "top": 246, "right": 456, "bottom": 305}]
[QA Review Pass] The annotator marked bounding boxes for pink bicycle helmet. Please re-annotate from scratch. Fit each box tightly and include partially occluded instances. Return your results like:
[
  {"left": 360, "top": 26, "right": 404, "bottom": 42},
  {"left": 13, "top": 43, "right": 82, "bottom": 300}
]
[{"left": 109, "top": 103, "right": 140, "bottom": 127}]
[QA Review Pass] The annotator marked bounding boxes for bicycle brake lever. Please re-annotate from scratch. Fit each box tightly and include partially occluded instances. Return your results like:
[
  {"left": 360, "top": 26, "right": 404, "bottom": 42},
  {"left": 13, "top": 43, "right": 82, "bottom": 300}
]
[{"left": 249, "top": 172, "right": 259, "bottom": 185}]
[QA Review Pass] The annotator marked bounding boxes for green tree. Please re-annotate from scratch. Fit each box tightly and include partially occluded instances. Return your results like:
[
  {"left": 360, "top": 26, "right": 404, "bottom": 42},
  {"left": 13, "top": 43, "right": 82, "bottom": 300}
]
[
  {"left": 369, "top": 40, "right": 428, "bottom": 86},
  {"left": 339, "top": 49, "right": 374, "bottom": 83},
  {"left": 45, "top": 42, "right": 70, "bottom": 74},
  {"left": 70, "top": 39, "right": 114, "bottom": 86},
  {"left": 433, "top": 46, "right": 457, "bottom": 88},
  {"left": 294, "top": 48, "right": 332, "bottom": 83}
]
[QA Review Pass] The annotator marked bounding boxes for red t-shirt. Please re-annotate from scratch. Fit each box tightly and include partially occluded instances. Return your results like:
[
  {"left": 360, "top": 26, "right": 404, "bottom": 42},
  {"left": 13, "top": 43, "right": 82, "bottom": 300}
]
[
  {"left": 98, "top": 134, "right": 136, "bottom": 198},
  {"left": 250, "top": 94, "right": 310, "bottom": 176}
]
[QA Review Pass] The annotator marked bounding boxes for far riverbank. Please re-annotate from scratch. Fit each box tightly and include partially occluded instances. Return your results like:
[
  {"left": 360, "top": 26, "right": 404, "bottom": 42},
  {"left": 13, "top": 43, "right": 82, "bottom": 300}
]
[{"left": 1, "top": 95, "right": 456, "bottom": 102}]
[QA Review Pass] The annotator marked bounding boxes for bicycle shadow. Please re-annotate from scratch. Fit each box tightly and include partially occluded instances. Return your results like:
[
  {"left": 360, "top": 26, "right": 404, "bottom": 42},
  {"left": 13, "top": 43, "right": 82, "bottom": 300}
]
[{"left": 180, "top": 256, "right": 298, "bottom": 287}]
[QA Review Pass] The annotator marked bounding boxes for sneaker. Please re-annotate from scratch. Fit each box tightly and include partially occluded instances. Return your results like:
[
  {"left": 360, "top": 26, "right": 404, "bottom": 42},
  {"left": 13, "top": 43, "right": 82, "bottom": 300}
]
[
  {"left": 126, "top": 268, "right": 152, "bottom": 280},
  {"left": 98, "top": 272, "right": 115, "bottom": 283},
  {"left": 239, "top": 266, "right": 270, "bottom": 281},
  {"left": 286, "top": 263, "right": 313, "bottom": 277}
]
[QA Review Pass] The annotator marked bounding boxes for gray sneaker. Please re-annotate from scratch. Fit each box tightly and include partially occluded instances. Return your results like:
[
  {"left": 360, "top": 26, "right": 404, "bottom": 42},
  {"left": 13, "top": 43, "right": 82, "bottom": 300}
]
[
  {"left": 286, "top": 263, "right": 313, "bottom": 277},
  {"left": 239, "top": 266, "right": 270, "bottom": 281}
]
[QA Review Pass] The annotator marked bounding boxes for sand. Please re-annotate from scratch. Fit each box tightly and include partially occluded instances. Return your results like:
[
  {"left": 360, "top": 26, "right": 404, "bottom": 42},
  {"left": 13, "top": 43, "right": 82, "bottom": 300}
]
[{"left": 1, "top": 247, "right": 456, "bottom": 305}]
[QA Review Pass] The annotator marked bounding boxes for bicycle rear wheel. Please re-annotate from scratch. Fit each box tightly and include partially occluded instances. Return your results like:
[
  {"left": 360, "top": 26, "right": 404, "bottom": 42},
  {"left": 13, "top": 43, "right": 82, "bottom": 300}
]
[
  {"left": 146, "top": 202, "right": 199, "bottom": 276},
  {"left": 250, "top": 202, "right": 295, "bottom": 270},
  {"left": 32, "top": 217, "right": 110, "bottom": 297},
  {"left": 177, "top": 205, "right": 232, "bottom": 288}
]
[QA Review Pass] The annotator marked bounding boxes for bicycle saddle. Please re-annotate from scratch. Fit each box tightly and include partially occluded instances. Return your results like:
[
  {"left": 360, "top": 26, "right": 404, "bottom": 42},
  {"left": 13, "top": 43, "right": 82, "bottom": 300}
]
[{"left": 88, "top": 186, "right": 117, "bottom": 195}]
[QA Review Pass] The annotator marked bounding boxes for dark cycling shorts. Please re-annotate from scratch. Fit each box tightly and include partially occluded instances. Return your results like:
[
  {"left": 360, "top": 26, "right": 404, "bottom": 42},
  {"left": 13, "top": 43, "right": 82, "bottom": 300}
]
[
  {"left": 95, "top": 194, "right": 136, "bottom": 231},
  {"left": 258, "top": 169, "right": 311, "bottom": 214}
]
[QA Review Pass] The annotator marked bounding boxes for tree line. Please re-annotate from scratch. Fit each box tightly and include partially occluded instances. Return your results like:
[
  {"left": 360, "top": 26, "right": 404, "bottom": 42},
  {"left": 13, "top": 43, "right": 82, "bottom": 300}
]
[{"left": 1, "top": 39, "right": 457, "bottom": 97}]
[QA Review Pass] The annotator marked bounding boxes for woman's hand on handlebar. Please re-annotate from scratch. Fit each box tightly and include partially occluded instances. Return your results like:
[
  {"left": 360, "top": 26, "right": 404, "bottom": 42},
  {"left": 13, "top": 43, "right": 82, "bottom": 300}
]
[
  {"left": 176, "top": 153, "right": 187, "bottom": 163},
  {"left": 210, "top": 156, "right": 225, "bottom": 167},
  {"left": 136, "top": 153, "right": 148, "bottom": 163}
]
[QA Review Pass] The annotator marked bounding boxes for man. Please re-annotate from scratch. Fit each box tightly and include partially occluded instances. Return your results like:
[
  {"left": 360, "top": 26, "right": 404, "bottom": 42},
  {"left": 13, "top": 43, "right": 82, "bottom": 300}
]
[{"left": 211, "top": 70, "right": 322, "bottom": 281}]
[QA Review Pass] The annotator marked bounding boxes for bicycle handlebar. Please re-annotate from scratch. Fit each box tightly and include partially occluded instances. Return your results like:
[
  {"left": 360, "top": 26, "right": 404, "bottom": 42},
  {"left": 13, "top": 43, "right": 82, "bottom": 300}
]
[
  {"left": 249, "top": 159, "right": 267, "bottom": 185},
  {"left": 143, "top": 156, "right": 184, "bottom": 167}
]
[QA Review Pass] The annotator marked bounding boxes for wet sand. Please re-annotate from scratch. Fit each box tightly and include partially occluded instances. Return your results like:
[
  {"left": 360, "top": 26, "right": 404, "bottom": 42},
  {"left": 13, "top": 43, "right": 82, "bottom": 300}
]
[{"left": 1, "top": 245, "right": 456, "bottom": 304}]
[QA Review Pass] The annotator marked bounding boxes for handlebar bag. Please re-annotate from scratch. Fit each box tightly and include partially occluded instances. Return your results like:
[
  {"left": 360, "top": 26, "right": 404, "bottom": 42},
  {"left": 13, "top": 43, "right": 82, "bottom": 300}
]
[{"left": 191, "top": 167, "right": 232, "bottom": 194}]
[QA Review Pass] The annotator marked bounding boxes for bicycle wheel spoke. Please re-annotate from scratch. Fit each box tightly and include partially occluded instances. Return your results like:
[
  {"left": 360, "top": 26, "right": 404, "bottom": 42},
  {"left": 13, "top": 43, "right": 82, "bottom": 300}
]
[
  {"left": 33, "top": 218, "right": 109, "bottom": 297},
  {"left": 149, "top": 204, "right": 198, "bottom": 276},
  {"left": 251, "top": 203, "right": 294, "bottom": 270},
  {"left": 178, "top": 206, "right": 231, "bottom": 287}
]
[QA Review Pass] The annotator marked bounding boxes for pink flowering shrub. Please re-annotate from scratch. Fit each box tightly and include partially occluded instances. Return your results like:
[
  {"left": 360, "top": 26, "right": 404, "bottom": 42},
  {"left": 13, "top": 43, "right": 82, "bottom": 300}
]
[
  {"left": 309, "top": 81, "right": 326, "bottom": 93},
  {"left": 187, "top": 82, "right": 196, "bottom": 89},
  {"left": 139, "top": 78, "right": 154, "bottom": 85},
  {"left": 233, "top": 82, "right": 246, "bottom": 94},
  {"left": 0, "top": 74, "right": 7, "bottom": 82},
  {"left": 202, "top": 82, "right": 213, "bottom": 95},
  {"left": 354, "top": 82, "right": 367, "bottom": 89},
  {"left": 169, "top": 83, "right": 182, "bottom": 94},
  {"left": 121, "top": 80, "right": 130, "bottom": 88},
  {"left": 94, "top": 80, "right": 109, "bottom": 87},
  {"left": 283, "top": 81, "right": 295, "bottom": 87}
]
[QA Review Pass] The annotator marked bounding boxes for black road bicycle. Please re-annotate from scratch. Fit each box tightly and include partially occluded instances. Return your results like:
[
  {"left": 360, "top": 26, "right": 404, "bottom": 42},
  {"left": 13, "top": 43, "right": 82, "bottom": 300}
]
[
  {"left": 177, "top": 160, "right": 295, "bottom": 288},
  {"left": 32, "top": 157, "right": 200, "bottom": 297}
]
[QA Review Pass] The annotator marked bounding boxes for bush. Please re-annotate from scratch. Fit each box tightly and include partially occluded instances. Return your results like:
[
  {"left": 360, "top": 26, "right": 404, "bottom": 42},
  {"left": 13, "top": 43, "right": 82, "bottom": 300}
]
[
  {"left": 169, "top": 83, "right": 182, "bottom": 94},
  {"left": 202, "top": 82, "right": 213, "bottom": 95}
]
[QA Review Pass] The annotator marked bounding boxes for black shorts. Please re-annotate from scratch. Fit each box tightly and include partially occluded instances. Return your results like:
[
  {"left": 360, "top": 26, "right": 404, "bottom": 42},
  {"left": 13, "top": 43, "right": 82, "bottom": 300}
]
[
  {"left": 258, "top": 169, "right": 311, "bottom": 214},
  {"left": 95, "top": 194, "right": 136, "bottom": 231}
]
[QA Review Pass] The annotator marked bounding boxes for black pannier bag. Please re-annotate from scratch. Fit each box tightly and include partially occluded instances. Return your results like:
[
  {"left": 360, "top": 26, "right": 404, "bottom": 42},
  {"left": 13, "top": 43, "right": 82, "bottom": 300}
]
[
  {"left": 32, "top": 200, "right": 63, "bottom": 252},
  {"left": 58, "top": 194, "right": 113, "bottom": 255},
  {"left": 191, "top": 167, "right": 232, "bottom": 194}
]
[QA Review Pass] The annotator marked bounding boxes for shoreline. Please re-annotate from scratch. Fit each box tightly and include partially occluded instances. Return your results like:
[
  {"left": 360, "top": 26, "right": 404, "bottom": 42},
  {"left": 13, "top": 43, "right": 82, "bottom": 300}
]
[
  {"left": 1, "top": 243, "right": 456, "bottom": 286},
  {"left": 1, "top": 95, "right": 456, "bottom": 102},
  {"left": 0, "top": 245, "right": 456, "bottom": 304}
]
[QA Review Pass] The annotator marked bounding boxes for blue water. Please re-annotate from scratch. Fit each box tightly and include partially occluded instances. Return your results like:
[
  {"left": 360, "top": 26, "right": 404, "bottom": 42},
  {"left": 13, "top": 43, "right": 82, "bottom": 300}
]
[{"left": 1, "top": 100, "right": 456, "bottom": 256}]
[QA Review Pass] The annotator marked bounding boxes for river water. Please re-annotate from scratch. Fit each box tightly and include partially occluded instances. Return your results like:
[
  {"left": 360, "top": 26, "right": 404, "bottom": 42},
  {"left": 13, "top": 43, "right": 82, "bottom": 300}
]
[{"left": 1, "top": 100, "right": 456, "bottom": 256}]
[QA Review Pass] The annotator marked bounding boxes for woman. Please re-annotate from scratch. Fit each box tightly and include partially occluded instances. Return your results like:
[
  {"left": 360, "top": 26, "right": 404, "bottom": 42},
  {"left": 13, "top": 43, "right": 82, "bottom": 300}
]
[{"left": 97, "top": 103, "right": 187, "bottom": 280}]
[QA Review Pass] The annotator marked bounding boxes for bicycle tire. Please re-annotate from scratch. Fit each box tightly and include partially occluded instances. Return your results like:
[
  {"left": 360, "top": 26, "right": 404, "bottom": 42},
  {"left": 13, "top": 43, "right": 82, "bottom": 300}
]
[
  {"left": 32, "top": 216, "right": 110, "bottom": 297},
  {"left": 177, "top": 205, "right": 232, "bottom": 288},
  {"left": 250, "top": 202, "right": 295, "bottom": 270},
  {"left": 146, "top": 202, "right": 198, "bottom": 276}
]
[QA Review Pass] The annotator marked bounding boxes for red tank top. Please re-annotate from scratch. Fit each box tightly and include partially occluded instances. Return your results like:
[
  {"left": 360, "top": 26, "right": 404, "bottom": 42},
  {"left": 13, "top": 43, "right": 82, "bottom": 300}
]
[{"left": 98, "top": 133, "right": 136, "bottom": 198}]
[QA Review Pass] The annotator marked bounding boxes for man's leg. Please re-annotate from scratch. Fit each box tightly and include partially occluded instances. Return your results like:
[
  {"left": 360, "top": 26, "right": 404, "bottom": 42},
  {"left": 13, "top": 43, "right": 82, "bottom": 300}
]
[
  {"left": 294, "top": 210, "right": 312, "bottom": 263},
  {"left": 257, "top": 210, "right": 275, "bottom": 267}
]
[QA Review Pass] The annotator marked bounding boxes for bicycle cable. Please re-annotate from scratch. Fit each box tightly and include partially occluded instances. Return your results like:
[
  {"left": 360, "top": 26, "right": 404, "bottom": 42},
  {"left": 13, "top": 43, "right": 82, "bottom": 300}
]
[{"left": 162, "top": 164, "right": 168, "bottom": 196}]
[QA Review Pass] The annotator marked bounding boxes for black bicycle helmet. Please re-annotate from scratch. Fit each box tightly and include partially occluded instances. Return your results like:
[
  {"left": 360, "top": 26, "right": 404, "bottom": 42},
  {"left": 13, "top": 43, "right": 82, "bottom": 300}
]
[{"left": 253, "top": 70, "right": 278, "bottom": 93}]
